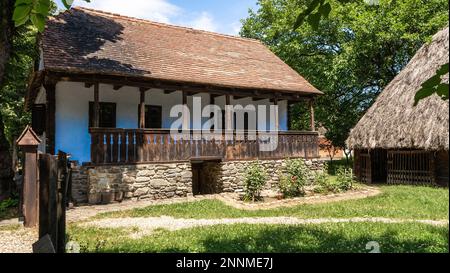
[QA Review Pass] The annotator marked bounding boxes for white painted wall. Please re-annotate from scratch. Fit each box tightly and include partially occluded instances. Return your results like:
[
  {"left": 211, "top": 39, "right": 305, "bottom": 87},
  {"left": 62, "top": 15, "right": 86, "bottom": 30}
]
[{"left": 53, "top": 81, "right": 288, "bottom": 163}]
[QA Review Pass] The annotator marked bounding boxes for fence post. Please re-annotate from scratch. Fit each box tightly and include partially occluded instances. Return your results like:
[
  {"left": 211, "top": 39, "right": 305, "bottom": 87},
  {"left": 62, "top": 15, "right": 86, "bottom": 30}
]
[{"left": 17, "top": 126, "right": 41, "bottom": 228}]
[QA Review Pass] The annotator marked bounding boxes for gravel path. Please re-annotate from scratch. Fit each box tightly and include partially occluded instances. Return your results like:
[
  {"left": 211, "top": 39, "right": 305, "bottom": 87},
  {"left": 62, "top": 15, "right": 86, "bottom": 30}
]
[
  {"left": 0, "top": 228, "right": 37, "bottom": 253},
  {"left": 82, "top": 216, "right": 449, "bottom": 238}
]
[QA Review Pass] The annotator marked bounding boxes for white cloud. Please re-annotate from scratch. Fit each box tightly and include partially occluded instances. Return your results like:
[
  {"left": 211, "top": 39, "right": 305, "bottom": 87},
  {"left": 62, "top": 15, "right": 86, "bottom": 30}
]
[
  {"left": 229, "top": 21, "right": 242, "bottom": 35},
  {"left": 182, "top": 12, "right": 218, "bottom": 32},
  {"left": 73, "top": 0, "right": 237, "bottom": 35},
  {"left": 73, "top": 0, "right": 181, "bottom": 23}
]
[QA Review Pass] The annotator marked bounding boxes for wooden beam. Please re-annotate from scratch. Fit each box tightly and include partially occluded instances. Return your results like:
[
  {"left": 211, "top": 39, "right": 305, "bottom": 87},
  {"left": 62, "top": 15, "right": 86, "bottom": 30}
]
[
  {"left": 93, "top": 83, "right": 100, "bottom": 128},
  {"left": 164, "top": 89, "right": 177, "bottom": 94},
  {"left": 309, "top": 99, "right": 315, "bottom": 132},
  {"left": 44, "top": 82, "right": 56, "bottom": 155},
  {"left": 113, "top": 85, "right": 123, "bottom": 91},
  {"left": 139, "top": 90, "right": 146, "bottom": 129},
  {"left": 139, "top": 87, "right": 150, "bottom": 92},
  {"left": 84, "top": 82, "right": 94, "bottom": 88},
  {"left": 47, "top": 71, "right": 318, "bottom": 102}
]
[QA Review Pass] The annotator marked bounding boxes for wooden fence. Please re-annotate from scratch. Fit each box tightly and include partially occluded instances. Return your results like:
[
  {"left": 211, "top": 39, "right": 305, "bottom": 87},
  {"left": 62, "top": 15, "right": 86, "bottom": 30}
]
[
  {"left": 387, "top": 150, "right": 435, "bottom": 185},
  {"left": 89, "top": 128, "right": 319, "bottom": 165}
]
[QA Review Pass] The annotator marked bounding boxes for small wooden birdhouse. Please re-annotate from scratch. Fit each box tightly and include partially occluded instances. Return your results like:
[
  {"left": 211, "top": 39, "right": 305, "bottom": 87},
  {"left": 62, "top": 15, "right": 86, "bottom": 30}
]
[{"left": 17, "top": 125, "right": 41, "bottom": 147}]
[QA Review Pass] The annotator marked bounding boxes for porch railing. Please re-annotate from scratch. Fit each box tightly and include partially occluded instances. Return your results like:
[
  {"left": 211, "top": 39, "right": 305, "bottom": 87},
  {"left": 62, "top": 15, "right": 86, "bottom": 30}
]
[{"left": 89, "top": 128, "right": 319, "bottom": 165}]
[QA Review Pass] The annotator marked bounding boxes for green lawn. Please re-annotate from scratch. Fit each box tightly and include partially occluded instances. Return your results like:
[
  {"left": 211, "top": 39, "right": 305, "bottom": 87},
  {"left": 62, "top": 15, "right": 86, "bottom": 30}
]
[
  {"left": 68, "top": 222, "right": 449, "bottom": 253},
  {"left": 97, "top": 185, "right": 449, "bottom": 220}
]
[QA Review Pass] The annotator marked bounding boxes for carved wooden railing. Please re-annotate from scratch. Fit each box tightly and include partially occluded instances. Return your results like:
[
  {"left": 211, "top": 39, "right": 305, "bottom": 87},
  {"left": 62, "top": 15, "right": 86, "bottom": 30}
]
[{"left": 89, "top": 128, "right": 319, "bottom": 165}]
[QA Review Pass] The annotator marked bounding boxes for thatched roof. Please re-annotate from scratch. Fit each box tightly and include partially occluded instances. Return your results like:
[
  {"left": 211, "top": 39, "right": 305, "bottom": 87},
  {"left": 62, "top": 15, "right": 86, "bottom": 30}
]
[{"left": 347, "top": 27, "right": 449, "bottom": 151}]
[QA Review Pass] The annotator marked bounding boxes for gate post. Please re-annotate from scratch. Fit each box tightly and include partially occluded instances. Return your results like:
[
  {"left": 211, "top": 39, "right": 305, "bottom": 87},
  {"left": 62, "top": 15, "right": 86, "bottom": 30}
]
[{"left": 17, "top": 126, "right": 41, "bottom": 228}]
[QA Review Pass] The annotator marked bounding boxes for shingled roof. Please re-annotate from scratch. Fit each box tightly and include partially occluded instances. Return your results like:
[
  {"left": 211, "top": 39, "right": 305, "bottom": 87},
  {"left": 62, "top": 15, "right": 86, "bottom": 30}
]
[{"left": 41, "top": 7, "right": 321, "bottom": 95}]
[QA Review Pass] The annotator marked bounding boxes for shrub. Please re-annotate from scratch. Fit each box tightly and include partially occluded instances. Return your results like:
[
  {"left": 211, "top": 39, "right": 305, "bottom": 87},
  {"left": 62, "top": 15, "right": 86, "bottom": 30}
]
[
  {"left": 279, "top": 159, "right": 310, "bottom": 198},
  {"left": 243, "top": 161, "right": 267, "bottom": 202},
  {"left": 314, "top": 166, "right": 354, "bottom": 194},
  {"left": 0, "top": 198, "right": 18, "bottom": 213},
  {"left": 335, "top": 167, "right": 354, "bottom": 192},
  {"left": 313, "top": 170, "right": 330, "bottom": 194}
]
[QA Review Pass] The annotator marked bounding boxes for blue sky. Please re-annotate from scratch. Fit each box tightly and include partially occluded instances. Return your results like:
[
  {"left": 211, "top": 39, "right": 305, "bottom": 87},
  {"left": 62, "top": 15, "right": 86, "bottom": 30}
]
[{"left": 55, "top": 0, "right": 259, "bottom": 35}]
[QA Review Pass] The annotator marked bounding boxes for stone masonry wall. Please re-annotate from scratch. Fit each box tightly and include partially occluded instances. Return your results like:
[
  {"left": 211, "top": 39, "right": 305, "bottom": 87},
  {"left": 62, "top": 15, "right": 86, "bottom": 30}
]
[
  {"left": 220, "top": 159, "right": 325, "bottom": 193},
  {"left": 70, "top": 159, "right": 325, "bottom": 205},
  {"left": 87, "top": 163, "right": 192, "bottom": 204},
  {"left": 71, "top": 163, "right": 89, "bottom": 204}
]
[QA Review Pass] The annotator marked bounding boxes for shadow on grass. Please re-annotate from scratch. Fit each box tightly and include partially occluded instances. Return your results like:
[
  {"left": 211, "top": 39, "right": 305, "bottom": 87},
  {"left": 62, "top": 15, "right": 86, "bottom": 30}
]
[{"left": 80, "top": 224, "right": 448, "bottom": 253}]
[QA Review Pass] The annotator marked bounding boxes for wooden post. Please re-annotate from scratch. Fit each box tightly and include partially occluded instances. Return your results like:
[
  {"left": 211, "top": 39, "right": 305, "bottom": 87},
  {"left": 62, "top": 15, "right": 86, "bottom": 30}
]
[
  {"left": 287, "top": 101, "right": 292, "bottom": 131},
  {"left": 309, "top": 98, "right": 315, "bottom": 132},
  {"left": 139, "top": 89, "right": 146, "bottom": 128},
  {"left": 273, "top": 98, "right": 279, "bottom": 131},
  {"left": 225, "top": 95, "right": 233, "bottom": 131},
  {"left": 44, "top": 82, "right": 56, "bottom": 155},
  {"left": 93, "top": 83, "right": 100, "bottom": 128},
  {"left": 17, "top": 126, "right": 41, "bottom": 228},
  {"left": 182, "top": 91, "right": 189, "bottom": 130}
]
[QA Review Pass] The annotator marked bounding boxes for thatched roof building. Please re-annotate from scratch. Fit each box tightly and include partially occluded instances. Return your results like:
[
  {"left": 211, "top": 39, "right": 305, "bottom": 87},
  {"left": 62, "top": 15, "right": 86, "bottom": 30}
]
[
  {"left": 347, "top": 27, "right": 449, "bottom": 151},
  {"left": 347, "top": 27, "right": 449, "bottom": 185}
]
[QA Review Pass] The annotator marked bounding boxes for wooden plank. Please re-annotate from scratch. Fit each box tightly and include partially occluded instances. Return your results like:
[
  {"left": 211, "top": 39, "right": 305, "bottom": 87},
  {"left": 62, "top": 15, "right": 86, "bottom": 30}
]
[
  {"left": 106, "top": 133, "right": 112, "bottom": 163},
  {"left": 112, "top": 133, "right": 119, "bottom": 163}
]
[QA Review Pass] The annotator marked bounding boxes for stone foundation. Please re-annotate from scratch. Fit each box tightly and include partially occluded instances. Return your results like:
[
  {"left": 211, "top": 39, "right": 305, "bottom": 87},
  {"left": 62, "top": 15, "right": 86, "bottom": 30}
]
[
  {"left": 220, "top": 159, "right": 325, "bottom": 193},
  {"left": 70, "top": 159, "right": 325, "bottom": 205}
]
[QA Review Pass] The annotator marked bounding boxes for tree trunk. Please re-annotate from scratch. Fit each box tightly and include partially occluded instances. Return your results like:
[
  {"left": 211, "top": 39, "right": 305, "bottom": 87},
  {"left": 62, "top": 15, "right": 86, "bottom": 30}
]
[{"left": 0, "top": 0, "right": 15, "bottom": 198}]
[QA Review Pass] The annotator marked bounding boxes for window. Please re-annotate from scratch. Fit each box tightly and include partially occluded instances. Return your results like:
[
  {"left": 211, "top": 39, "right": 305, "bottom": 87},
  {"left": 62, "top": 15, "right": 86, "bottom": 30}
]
[
  {"left": 89, "top": 102, "right": 116, "bottom": 128},
  {"left": 32, "top": 104, "right": 46, "bottom": 135},
  {"left": 138, "top": 105, "right": 162, "bottom": 129}
]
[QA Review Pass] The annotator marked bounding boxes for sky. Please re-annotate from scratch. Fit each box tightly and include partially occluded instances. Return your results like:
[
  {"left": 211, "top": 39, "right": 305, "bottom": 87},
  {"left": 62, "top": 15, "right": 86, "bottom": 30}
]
[{"left": 54, "top": 0, "right": 259, "bottom": 35}]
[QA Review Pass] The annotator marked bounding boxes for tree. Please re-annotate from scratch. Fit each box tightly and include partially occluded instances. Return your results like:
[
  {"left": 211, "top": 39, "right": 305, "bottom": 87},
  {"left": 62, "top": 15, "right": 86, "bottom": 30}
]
[
  {"left": 241, "top": 0, "right": 449, "bottom": 153},
  {"left": 292, "top": 0, "right": 449, "bottom": 106},
  {"left": 0, "top": 0, "right": 84, "bottom": 197}
]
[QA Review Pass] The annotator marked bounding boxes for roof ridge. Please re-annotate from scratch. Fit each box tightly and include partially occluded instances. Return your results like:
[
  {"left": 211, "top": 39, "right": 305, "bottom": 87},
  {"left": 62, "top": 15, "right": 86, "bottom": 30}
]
[{"left": 68, "top": 6, "right": 262, "bottom": 44}]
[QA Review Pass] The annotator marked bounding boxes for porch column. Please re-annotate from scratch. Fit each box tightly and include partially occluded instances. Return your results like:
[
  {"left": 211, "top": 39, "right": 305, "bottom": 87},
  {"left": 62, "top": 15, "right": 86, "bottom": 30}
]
[
  {"left": 182, "top": 91, "right": 189, "bottom": 130},
  {"left": 309, "top": 98, "right": 315, "bottom": 131},
  {"left": 273, "top": 98, "right": 279, "bottom": 131},
  {"left": 139, "top": 89, "right": 146, "bottom": 128},
  {"left": 287, "top": 101, "right": 292, "bottom": 130},
  {"left": 93, "top": 83, "right": 100, "bottom": 128},
  {"left": 225, "top": 95, "right": 233, "bottom": 131}
]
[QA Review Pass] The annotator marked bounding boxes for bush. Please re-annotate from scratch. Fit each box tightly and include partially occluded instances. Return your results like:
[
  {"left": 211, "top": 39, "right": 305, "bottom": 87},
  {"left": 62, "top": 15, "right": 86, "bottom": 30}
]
[
  {"left": 0, "top": 198, "right": 18, "bottom": 213},
  {"left": 279, "top": 159, "right": 310, "bottom": 198},
  {"left": 335, "top": 167, "right": 354, "bottom": 192},
  {"left": 314, "top": 166, "right": 354, "bottom": 194},
  {"left": 243, "top": 161, "right": 267, "bottom": 202}
]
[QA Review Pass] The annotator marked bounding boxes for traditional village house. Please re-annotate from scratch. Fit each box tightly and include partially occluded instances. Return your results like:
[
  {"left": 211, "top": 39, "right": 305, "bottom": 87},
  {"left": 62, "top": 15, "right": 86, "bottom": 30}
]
[{"left": 27, "top": 7, "right": 323, "bottom": 204}]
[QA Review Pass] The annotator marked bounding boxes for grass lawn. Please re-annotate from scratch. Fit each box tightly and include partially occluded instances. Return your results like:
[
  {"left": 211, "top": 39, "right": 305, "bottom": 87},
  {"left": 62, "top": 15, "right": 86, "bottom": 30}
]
[
  {"left": 68, "top": 222, "right": 449, "bottom": 253},
  {"left": 97, "top": 185, "right": 449, "bottom": 220}
]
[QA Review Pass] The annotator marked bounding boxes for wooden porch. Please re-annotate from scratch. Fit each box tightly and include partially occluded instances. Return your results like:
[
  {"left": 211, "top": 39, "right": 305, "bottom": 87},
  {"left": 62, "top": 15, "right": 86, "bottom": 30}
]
[{"left": 89, "top": 128, "right": 319, "bottom": 165}]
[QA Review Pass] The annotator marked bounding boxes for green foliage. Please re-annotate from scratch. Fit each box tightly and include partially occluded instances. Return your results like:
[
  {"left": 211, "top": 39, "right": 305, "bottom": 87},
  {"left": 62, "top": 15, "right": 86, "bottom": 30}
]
[
  {"left": 414, "top": 63, "right": 449, "bottom": 105},
  {"left": 335, "top": 166, "right": 354, "bottom": 191},
  {"left": 13, "top": 0, "right": 90, "bottom": 32},
  {"left": 243, "top": 161, "right": 268, "bottom": 202},
  {"left": 0, "top": 197, "right": 18, "bottom": 212},
  {"left": 0, "top": 25, "right": 38, "bottom": 143},
  {"left": 241, "top": 0, "right": 449, "bottom": 150},
  {"left": 279, "top": 159, "right": 310, "bottom": 198},
  {"left": 0, "top": 197, "right": 19, "bottom": 220}
]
